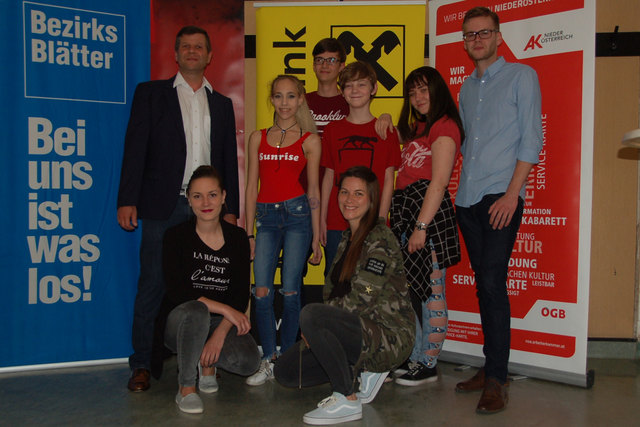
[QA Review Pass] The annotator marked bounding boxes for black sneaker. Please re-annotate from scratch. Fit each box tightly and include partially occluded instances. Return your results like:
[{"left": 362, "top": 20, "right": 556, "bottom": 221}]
[
  {"left": 395, "top": 363, "right": 438, "bottom": 386},
  {"left": 393, "top": 359, "right": 415, "bottom": 377}
]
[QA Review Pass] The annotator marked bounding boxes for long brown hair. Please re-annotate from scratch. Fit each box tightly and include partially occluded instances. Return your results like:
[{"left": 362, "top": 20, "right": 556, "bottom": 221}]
[{"left": 338, "top": 166, "right": 380, "bottom": 283}]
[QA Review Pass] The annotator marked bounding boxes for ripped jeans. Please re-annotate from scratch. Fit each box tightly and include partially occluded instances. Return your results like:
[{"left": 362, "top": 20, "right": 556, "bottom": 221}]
[
  {"left": 253, "top": 194, "right": 312, "bottom": 360},
  {"left": 410, "top": 255, "right": 448, "bottom": 368}
]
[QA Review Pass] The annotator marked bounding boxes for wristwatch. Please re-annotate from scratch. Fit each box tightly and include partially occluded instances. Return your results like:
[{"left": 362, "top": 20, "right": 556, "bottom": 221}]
[{"left": 415, "top": 221, "right": 427, "bottom": 231}]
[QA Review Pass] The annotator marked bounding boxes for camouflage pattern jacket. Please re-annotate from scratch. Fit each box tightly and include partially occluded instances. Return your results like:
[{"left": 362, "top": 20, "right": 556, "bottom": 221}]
[{"left": 324, "top": 219, "right": 415, "bottom": 372}]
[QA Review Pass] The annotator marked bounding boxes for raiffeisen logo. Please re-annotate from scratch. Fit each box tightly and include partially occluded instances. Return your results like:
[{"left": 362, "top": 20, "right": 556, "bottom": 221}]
[
  {"left": 524, "top": 29, "right": 574, "bottom": 51},
  {"left": 332, "top": 25, "right": 406, "bottom": 99},
  {"left": 23, "top": 2, "right": 126, "bottom": 104}
]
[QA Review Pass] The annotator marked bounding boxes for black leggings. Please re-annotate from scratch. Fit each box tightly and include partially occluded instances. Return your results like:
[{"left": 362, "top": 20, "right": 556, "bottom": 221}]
[{"left": 274, "top": 303, "right": 362, "bottom": 396}]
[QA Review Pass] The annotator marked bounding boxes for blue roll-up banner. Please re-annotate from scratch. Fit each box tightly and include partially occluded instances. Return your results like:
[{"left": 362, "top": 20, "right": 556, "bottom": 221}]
[{"left": 0, "top": 0, "right": 149, "bottom": 369}]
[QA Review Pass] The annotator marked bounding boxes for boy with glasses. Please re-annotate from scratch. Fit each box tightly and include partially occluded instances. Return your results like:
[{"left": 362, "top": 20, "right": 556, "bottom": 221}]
[{"left": 307, "top": 38, "right": 350, "bottom": 136}]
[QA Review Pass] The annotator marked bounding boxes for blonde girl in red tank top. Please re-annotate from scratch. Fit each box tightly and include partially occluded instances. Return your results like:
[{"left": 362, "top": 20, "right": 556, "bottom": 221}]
[{"left": 245, "top": 75, "right": 322, "bottom": 385}]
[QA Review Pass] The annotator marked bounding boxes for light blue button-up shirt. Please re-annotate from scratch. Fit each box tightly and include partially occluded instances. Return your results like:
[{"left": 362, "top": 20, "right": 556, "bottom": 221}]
[{"left": 456, "top": 56, "right": 543, "bottom": 208}]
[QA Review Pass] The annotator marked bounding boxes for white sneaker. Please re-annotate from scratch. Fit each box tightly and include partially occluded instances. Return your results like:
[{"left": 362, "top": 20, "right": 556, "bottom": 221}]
[
  {"left": 356, "top": 371, "right": 389, "bottom": 404},
  {"left": 245, "top": 359, "right": 274, "bottom": 386},
  {"left": 198, "top": 364, "right": 218, "bottom": 393},
  {"left": 175, "top": 391, "right": 203, "bottom": 414},
  {"left": 303, "top": 392, "right": 362, "bottom": 425}
]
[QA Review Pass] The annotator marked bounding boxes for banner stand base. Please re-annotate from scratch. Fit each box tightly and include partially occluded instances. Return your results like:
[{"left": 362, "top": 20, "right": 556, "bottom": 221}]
[
  {"left": 0, "top": 357, "right": 128, "bottom": 374},
  {"left": 440, "top": 351, "right": 594, "bottom": 388}
]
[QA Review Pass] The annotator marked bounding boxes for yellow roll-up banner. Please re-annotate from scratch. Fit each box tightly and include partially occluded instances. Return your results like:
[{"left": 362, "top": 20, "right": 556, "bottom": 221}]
[{"left": 255, "top": 1, "right": 426, "bottom": 284}]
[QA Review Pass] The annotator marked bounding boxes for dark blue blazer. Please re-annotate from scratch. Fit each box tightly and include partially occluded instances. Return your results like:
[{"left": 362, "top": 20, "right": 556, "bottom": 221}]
[{"left": 117, "top": 76, "right": 239, "bottom": 219}]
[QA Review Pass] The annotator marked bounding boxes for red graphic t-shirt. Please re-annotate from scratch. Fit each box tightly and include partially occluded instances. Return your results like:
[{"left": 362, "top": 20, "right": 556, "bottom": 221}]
[
  {"left": 306, "top": 91, "right": 349, "bottom": 136},
  {"left": 299, "top": 92, "right": 349, "bottom": 191},
  {"left": 321, "top": 118, "right": 401, "bottom": 230},
  {"left": 396, "top": 116, "right": 461, "bottom": 190}
]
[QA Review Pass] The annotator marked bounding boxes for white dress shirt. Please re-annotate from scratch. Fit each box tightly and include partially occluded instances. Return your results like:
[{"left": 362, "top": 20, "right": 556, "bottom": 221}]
[{"left": 174, "top": 71, "right": 212, "bottom": 190}]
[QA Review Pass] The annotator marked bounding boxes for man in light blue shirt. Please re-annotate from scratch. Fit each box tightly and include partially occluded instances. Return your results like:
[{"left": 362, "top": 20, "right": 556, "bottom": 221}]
[{"left": 454, "top": 6, "right": 543, "bottom": 415}]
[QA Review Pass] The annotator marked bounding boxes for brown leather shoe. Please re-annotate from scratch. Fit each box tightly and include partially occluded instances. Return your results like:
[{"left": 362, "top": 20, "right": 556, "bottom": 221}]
[
  {"left": 476, "top": 377, "right": 508, "bottom": 414},
  {"left": 455, "top": 368, "right": 485, "bottom": 392},
  {"left": 127, "top": 368, "right": 150, "bottom": 392}
]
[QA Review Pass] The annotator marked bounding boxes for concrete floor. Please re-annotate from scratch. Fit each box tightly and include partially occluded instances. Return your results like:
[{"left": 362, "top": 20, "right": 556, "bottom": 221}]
[{"left": 0, "top": 358, "right": 638, "bottom": 426}]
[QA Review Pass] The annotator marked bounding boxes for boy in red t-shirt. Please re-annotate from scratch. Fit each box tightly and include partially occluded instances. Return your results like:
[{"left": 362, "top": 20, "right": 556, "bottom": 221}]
[{"left": 320, "top": 61, "right": 401, "bottom": 276}]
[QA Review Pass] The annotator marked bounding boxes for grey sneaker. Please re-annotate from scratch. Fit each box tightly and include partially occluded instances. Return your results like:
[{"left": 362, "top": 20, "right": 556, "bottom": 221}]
[
  {"left": 356, "top": 371, "right": 389, "bottom": 404},
  {"left": 245, "top": 359, "right": 274, "bottom": 386},
  {"left": 175, "top": 392, "right": 203, "bottom": 414},
  {"left": 198, "top": 364, "right": 218, "bottom": 393},
  {"left": 303, "top": 392, "right": 362, "bottom": 425}
]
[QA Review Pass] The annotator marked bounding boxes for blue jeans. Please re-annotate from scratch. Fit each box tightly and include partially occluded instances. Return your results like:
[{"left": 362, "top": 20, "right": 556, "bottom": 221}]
[
  {"left": 410, "top": 266, "right": 447, "bottom": 368},
  {"left": 129, "top": 197, "right": 192, "bottom": 370},
  {"left": 323, "top": 229, "right": 344, "bottom": 278},
  {"left": 253, "top": 194, "right": 312, "bottom": 359},
  {"left": 456, "top": 193, "right": 524, "bottom": 383},
  {"left": 165, "top": 301, "right": 261, "bottom": 387}
]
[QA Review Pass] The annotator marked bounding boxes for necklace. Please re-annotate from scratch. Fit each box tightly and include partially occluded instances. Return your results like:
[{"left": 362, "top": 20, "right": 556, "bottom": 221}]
[{"left": 274, "top": 121, "right": 297, "bottom": 148}]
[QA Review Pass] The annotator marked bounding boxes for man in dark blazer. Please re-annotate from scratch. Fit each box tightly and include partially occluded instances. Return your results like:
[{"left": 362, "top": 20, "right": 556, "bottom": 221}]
[{"left": 117, "top": 25, "right": 239, "bottom": 392}]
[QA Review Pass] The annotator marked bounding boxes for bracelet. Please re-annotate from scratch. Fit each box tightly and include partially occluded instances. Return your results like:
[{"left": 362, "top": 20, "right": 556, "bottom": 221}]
[
  {"left": 247, "top": 234, "right": 255, "bottom": 239},
  {"left": 415, "top": 221, "right": 427, "bottom": 231}
]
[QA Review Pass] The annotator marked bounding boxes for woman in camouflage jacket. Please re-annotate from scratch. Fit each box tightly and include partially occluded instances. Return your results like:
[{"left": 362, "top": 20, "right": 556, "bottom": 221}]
[{"left": 275, "top": 166, "right": 415, "bottom": 425}]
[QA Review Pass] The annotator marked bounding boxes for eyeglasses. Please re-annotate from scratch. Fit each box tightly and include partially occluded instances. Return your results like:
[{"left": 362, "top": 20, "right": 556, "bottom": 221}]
[
  {"left": 313, "top": 56, "right": 339, "bottom": 65},
  {"left": 462, "top": 29, "right": 499, "bottom": 41}
]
